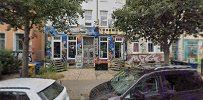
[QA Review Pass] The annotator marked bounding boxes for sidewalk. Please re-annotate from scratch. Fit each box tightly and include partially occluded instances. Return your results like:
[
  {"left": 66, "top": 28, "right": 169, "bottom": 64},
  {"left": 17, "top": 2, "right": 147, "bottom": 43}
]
[{"left": 59, "top": 68, "right": 117, "bottom": 80}]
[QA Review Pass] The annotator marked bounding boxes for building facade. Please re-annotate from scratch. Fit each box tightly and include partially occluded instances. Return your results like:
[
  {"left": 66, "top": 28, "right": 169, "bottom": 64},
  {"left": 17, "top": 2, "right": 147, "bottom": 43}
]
[
  {"left": 171, "top": 33, "right": 203, "bottom": 64},
  {"left": 126, "top": 36, "right": 164, "bottom": 65},
  {"left": 0, "top": 24, "right": 44, "bottom": 62},
  {"left": 45, "top": 0, "right": 127, "bottom": 67},
  {"left": 45, "top": 0, "right": 166, "bottom": 67}
]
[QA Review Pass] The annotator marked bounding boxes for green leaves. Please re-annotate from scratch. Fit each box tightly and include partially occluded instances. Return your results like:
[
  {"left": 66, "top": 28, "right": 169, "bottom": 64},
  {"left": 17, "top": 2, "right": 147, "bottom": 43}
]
[
  {"left": 114, "top": 0, "right": 203, "bottom": 63},
  {"left": 0, "top": 0, "right": 84, "bottom": 30},
  {"left": 114, "top": 0, "right": 203, "bottom": 45}
]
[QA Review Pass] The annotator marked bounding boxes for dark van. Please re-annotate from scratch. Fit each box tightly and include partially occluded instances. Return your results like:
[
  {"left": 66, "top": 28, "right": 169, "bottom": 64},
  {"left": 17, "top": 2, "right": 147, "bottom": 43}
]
[{"left": 89, "top": 65, "right": 203, "bottom": 100}]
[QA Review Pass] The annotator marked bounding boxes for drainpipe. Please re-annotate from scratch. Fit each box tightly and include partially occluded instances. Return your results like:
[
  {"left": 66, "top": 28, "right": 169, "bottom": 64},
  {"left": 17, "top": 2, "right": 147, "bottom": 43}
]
[{"left": 96, "top": 0, "right": 99, "bottom": 25}]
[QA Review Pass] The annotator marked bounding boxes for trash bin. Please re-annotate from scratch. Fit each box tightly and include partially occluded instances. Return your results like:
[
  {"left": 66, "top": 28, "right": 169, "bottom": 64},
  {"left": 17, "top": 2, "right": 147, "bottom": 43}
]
[
  {"left": 33, "top": 61, "right": 43, "bottom": 74},
  {"left": 28, "top": 64, "right": 35, "bottom": 76}
]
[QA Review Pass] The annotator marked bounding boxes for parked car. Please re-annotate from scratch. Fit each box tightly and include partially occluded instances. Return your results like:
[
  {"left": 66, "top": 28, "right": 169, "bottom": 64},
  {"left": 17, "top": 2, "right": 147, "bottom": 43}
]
[
  {"left": 89, "top": 65, "right": 203, "bottom": 100},
  {"left": 0, "top": 78, "right": 69, "bottom": 100}
]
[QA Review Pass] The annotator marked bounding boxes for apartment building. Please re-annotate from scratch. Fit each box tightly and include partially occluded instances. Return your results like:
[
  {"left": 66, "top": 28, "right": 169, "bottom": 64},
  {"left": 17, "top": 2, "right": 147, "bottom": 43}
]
[
  {"left": 45, "top": 0, "right": 127, "bottom": 67},
  {"left": 0, "top": 24, "right": 44, "bottom": 62}
]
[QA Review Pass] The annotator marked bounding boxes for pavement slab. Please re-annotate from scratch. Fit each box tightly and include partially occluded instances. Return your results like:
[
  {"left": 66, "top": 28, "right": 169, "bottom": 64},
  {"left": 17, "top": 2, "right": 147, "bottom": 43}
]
[{"left": 59, "top": 68, "right": 118, "bottom": 99}]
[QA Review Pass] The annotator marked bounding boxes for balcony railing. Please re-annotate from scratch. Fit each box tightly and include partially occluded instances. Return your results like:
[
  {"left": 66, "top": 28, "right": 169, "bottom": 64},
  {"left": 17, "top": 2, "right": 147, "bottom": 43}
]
[{"left": 99, "top": 28, "right": 125, "bottom": 35}]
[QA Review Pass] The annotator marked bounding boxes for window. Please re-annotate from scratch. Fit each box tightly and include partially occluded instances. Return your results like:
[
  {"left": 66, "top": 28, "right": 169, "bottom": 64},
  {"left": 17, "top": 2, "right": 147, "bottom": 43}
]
[
  {"left": 38, "top": 82, "right": 64, "bottom": 100},
  {"left": 148, "top": 42, "right": 154, "bottom": 52},
  {"left": 15, "top": 33, "right": 24, "bottom": 51},
  {"left": 160, "top": 46, "right": 163, "bottom": 52},
  {"left": 85, "top": 0, "right": 93, "bottom": 2},
  {"left": 0, "top": 91, "right": 30, "bottom": 100},
  {"left": 133, "top": 42, "right": 139, "bottom": 52},
  {"left": 100, "top": 11, "right": 108, "bottom": 26},
  {"left": 115, "top": 37, "right": 123, "bottom": 58},
  {"left": 100, "top": 0, "right": 107, "bottom": 2},
  {"left": 68, "top": 36, "right": 76, "bottom": 58},
  {"left": 0, "top": 33, "right": 5, "bottom": 49},
  {"left": 163, "top": 72, "right": 203, "bottom": 92},
  {"left": 84, "top": 10, "right": 92, "bottom": 20},
  {"left": 85, "top": 22, "right": 92, "bottom": 26},
  {"left": 136, "top": 77, "right": 158, "bottom": 93},
  {"left": 99, "top": 37, "right": 108, "bottom": 59}
]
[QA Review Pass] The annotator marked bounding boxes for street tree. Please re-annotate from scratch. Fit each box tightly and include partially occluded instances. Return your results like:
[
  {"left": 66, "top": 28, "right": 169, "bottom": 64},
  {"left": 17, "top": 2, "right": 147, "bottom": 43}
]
[
  {"left": 0, "top": 0, "right": 84, "bottom": 77},
  {"left": 113, "top": 0, "right": 203, "bottom": 64}
]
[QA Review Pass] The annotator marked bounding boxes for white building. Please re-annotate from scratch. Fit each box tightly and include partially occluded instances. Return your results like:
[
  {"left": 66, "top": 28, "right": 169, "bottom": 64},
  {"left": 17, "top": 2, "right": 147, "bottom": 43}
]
[
  {"left": 46, "top": 0, "right": 166, "bottom": 68},
  {"left": 45, "top": 0, "right": 127, "bottom": 68},
  {"left": 78, "top": 0, "right": 126, "bottom": 28}
]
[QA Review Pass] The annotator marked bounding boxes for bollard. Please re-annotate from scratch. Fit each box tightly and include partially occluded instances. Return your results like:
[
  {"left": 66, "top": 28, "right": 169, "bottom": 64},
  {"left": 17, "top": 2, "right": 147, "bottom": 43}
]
[{"left": 201, "top": 59, "right": 203, "bottom": 75}]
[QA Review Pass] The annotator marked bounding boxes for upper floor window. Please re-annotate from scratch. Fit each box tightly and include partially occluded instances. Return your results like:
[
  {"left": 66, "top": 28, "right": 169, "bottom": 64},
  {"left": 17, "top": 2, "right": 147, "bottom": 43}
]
[
  {"left": 100, "top": 11, "right": 108, "bottom": 26},
  {"left": 15, "top": 33, "right": 24, "bottom": 51},
  {"left": 100, "top": 0, "right": 107, "bottom": 2},
  {"left": 84, "top": 10, "right": 92, "bottom": 20},
  {"left": 68, "top": 36, "right": 76, "bottom": 58},
  {"left": 85, "top": 0, "right": 93, "bottom": 2},
  {"left": 0, "top": 33, "right": 5, "bottom": 49}
]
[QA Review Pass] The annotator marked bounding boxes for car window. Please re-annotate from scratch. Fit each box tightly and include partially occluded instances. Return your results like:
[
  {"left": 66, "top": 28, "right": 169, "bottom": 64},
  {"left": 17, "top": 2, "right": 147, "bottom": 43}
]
[
  {"left": 38, "top": 82, "right": 64, "bottom": 100},
  {"left": 124, "top": 77, "right": 158, "bottom": 99},
  {"left": 137, "top": 77, "right": 158, "bottom": 93},
  {"left": 0, "top": 91, "right": 30, "bottom": 100},
  {"left": 110, "top": 68, "right": 144, "bottom": 95},
  {"left": 163, "top": 71, "right": 203, "bottom": 92}
]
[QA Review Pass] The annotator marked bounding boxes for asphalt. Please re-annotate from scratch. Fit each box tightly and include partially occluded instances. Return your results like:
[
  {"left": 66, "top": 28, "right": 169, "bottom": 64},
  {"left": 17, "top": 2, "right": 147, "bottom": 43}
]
[
  {"left": 2, "top": 66, "right": 203, "bottom": 100},
  {"left": 61, "top": 79, "right": 109, "bottom": 100}
]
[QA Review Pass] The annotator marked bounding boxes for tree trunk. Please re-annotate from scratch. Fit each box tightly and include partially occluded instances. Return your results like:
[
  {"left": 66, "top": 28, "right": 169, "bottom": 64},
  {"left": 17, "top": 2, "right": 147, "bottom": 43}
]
[
  {"left": 22, "top": 20, "right": 30, "bottom": 77},
  {"left": 163, "top": 46, "right": 170, "bottom": 65}
]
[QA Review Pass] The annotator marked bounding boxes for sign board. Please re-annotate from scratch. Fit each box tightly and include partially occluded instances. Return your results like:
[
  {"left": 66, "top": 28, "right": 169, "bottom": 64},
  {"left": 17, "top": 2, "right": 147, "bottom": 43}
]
[{"left": 75, "top": 55, "right": 83, "bottom": 68}]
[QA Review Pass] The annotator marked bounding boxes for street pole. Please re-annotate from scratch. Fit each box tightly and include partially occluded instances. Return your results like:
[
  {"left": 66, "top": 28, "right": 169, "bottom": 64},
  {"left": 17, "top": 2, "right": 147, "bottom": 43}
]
[
  {"left": 96, "top": 0, "right": 99, "bottom": 25},
  {"left": 201, "top": 59, "right": 203, "bottom": 75}
]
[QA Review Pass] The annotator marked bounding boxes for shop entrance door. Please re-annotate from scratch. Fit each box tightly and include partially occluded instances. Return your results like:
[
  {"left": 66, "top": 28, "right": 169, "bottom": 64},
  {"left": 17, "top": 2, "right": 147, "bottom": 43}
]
[
  {"left": 53, "top": 42, "right": 61, "bottom": 59},
  {"left": 83, "top": 37, "right": 94, "bottom": 66}
]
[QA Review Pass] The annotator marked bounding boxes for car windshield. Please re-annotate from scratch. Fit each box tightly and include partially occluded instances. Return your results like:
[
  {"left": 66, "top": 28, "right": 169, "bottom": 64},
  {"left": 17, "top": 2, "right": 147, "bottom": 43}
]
[
  {"left": 38, "top": 82, "right": 64, "bottom": 100},
  {"left": 110, "top": 68, "right": 144, "bottom": 95}
]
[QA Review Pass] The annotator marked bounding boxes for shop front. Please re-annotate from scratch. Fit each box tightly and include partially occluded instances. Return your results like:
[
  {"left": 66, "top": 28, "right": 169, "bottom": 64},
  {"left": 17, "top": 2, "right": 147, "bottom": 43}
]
[
  {"left": 45, "top": 26, "right": 126, "bottom": 67},
  {"left": 183, "top": 39, "right": 203, "bottom": 63}
]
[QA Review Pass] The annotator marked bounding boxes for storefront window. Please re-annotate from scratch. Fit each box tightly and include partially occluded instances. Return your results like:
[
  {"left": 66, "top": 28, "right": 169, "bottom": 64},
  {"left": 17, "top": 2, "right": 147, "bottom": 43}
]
[
  {"left": 99, "top": 37, "right": 108, "bottom": 59},
  {"left": 68, "top": 36, "right": 77, "bottom": 58},
  {"left": 115, "top": 37, "right": 123, "bottom": 58},
  {"left": 68, "top": 42, "right": 76, "bottom": 58},
  {"left": 184, "top": 40, "right": 198, "bottom": 62}
]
